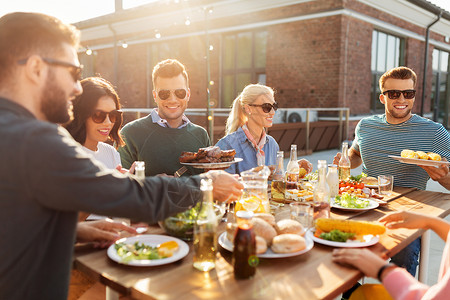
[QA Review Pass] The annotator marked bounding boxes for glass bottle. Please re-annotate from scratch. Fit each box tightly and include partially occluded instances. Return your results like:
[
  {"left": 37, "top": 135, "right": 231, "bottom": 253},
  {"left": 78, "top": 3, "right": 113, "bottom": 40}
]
[
  {"left": 271, "top": 151, "right": 285, "bottom": 198},
  {"left": 326, "top": 164, "right": 339, "bottom": 198},
  {"left": 339, "top": 142, "right": 351, "bottom": 181},
  {"left": 313, "top": 160, "right": 330, "bottom": 220},
  {"left": 135, "top": 161, "right": 145, "bottom": 179},
  {"left": 193, "top": 178, "right": 218, "bottom": 272},
  {"left": 285, "top": 145, "right": 299, "bottom": 199},
  {"left": 233, "top": 210, "right": 257, "bottom": 279}
]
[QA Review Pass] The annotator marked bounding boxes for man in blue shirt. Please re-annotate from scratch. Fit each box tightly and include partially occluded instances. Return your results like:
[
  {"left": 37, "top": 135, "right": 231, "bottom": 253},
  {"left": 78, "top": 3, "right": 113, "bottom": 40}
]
[{"left": 334, "top": 66, "right": 450, "bottom": 276}]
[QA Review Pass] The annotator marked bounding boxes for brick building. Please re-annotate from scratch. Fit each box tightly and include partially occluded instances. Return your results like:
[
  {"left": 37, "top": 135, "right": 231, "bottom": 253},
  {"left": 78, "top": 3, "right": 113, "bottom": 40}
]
[{"left": 75, "top": 0, "right": 450, "bottom": 137}]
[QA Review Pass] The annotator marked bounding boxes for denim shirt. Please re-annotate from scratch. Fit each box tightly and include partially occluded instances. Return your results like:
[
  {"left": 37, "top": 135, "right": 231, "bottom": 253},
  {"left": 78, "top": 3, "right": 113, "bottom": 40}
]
[{"left": 215, "top": 127, "right": 279, "bottom": 174}]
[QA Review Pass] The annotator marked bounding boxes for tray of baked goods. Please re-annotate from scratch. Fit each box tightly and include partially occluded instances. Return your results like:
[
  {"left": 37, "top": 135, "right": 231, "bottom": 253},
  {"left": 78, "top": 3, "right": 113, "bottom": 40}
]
[{"left": 179, "top": 146, "right": 242, "bottom": 169}]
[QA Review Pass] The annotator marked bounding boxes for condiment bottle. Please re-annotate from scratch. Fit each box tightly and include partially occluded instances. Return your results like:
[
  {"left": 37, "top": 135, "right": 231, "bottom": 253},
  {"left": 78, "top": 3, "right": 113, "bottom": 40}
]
[
  {"left": 339, "top": 142, "right": 350, "bottom": 181},
  {"left": 233, "top": 210, "right": 257, "bottom": 279},
  {"left": 313, "top": 160, "right": 331, "bottom": 220},
  {"left": 193, "top": 178, "right": 218, "bottom": 271},
  {"left": 326, "top": 164, "right": 339, "bottom": 198},
  {"left": 271, "top": 151, "right": 285, "bottom": 196},
  {"left": 285, "top": 145, "right": 299, "bottom": 200},
  {"left": 135, "top": 161, "right": 145, "bottom": 179}
]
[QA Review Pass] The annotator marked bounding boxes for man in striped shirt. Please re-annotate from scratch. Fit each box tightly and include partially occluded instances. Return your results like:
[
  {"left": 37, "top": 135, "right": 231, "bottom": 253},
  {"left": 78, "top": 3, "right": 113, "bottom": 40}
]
[{"left": 334, "top": 66, "right": 450, "bottom": 276}]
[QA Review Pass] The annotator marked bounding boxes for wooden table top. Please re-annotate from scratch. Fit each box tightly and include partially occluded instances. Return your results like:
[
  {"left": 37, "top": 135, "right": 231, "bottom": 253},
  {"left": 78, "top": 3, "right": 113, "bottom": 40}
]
[{"left": 74, "top": 187, "right": 450, "bottom": 300}]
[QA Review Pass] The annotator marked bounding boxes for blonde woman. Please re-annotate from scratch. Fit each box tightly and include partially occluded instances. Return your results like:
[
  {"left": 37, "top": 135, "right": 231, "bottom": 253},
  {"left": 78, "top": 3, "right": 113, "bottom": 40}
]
[{"left": 216, "top": 84, "right": 279, "bottom": 174}]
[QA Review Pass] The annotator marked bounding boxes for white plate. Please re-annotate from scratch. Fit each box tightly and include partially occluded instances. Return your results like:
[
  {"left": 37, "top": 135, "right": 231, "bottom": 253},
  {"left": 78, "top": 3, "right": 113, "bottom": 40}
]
[
  {"left": 218, "top": 232, "right": 314, "bottom": 258},
  {"left": 306, "top": 230, "right": 379, "bottom": 248},
  {"left": 388, "top": 155, "right": 450, "bottom": 167},
  {"left": 364, "top": 184, "right": 378, "bottom": 189},
  {"left": 180, "top": 157, "right": 243, "bottom": 169},
  {"left": 107, "top": 234, "right": 189, "bottom": 266},
  {"left": 331, "top": 198, "right": 379, "bottom": 212}
]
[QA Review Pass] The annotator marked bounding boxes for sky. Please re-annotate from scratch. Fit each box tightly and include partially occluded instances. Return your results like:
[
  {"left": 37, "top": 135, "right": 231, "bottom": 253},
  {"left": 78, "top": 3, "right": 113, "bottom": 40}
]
[{"left": 0, "top": 0, "right": 449, "bottom": 24}]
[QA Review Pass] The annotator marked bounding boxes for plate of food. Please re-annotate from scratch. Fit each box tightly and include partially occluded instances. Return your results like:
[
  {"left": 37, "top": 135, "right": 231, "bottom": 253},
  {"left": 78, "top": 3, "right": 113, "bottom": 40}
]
[
  {"left": 179, "top": 146, "right": 240, "bottom": 169},
  {"left": 332, "top": 194, "right": 379, "bottom": 212},
  {"left": 308, "top": 218, "right": 385, "bottom": 248},
  {"left": 107, "top": 234, "right": 189, "bottom": 266},
  {"left": 388, "top": 155, "right": 449, "bottom": 167},
  {"left": 218, "top": 231, "right": 314, "bottom": 258},
  {"left": 180, "top": 157, "right": 243, "bottom": 169}
]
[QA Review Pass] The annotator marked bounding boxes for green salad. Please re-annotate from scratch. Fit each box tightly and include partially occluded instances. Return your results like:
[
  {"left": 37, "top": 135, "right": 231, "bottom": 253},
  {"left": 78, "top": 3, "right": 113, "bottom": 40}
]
[
  {"left": 115, "top": 241, "right": 162, "bottom": 262},
  {"left": 320, "top": 230, "right": 355, "bottom": 242},
  {"left": 334, "top": 193, "right": 370, "bottom": 209}
]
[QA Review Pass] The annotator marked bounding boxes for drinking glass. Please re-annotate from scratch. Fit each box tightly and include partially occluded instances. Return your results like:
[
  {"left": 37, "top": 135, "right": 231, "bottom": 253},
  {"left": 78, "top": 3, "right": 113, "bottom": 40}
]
[
  {"left": 289, "top": 202, "right": 312, "bottom": 229},
  {"left": 378, "top": 175, "right": 394, "bottom": 195}
]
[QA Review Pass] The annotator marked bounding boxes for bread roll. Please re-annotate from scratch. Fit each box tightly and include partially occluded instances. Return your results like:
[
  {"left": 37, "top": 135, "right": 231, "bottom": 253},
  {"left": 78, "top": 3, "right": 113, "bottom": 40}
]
[
  {"left": 275, "top": 219, "right": 304, "bottom": 236},
  {"left": 271, "top": 234, "right": 306, "bottom": 253},
  {"left": 251, "top": 218, "right": 277, "bottom": 245},
  {"left": 254, "top": 213, "right": 276, "bottom": 226},
  {"left": 255, "top": 236, "right": 268, "bottom": 254}
]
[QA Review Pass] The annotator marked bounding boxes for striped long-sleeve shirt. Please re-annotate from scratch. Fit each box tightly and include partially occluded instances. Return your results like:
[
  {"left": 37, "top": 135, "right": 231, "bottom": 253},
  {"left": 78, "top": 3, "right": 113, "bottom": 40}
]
[{"left": 352, "top": 114, "right": 450, "bottom": 190}]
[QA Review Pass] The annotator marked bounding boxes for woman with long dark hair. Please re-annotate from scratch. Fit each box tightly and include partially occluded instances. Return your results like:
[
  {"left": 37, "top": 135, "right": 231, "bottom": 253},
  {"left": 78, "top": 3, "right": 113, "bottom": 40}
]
[{"left": 65, "top": 76, "right": 125, "bottom": 170}]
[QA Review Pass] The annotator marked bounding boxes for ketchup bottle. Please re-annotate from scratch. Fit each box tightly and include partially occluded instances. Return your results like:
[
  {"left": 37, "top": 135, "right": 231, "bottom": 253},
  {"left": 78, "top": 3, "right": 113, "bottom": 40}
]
[{"left": 233, "top": 210, "right": 257, "bottom": 279}]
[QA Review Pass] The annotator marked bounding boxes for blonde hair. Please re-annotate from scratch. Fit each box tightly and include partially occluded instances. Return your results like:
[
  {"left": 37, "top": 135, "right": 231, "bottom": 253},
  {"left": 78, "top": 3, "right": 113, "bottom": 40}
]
[{"left": 225, "top": 84, "right": 275, "bottom": 135}]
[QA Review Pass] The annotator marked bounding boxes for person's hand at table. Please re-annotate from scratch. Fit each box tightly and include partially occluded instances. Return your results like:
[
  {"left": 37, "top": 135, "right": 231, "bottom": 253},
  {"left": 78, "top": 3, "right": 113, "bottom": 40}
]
[
  {"left": 76, "top": 219, "right": 138, "bottom": 248},
  {"left": 333, "top": 152, "right": 342, "bottom": 166},
  {"left": 332, "top": 248, "right": 388, "bottom": 279},
  {"left": 420, "top": 157, "right": 450, "bottom": 185},
  {"left": 378, "top": 211, "right": 427, "bottom": 230},
  {"left": 203, "top": 170, "right": 243, "bottom": 203}
]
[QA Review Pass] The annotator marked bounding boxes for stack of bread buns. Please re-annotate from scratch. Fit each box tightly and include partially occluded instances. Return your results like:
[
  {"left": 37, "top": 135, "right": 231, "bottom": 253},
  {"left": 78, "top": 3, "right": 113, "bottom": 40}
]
[
  {"left": 227, "top": 213, "right": 306, "bottom": 254},
  {"left": 400, "top": 149, "right": 441, "bottom": 161}
]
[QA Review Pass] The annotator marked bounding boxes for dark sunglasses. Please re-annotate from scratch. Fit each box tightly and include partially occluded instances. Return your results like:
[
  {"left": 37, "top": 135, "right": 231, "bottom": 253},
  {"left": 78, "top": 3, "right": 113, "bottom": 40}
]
[
  {"left": 382, "top": 89, "right": 416, "bottom": 100},
  {"left": 248, "top": 102, "right": 278, "bottom": 113},
  {"left": 91, "top": 110, "right": 122, "bottom": 124},
  {"left": 18, "top": 57, "right": 83, "bottom": 82},
  {"left": 157, "top": 89, "right": 187, "bottom": 100}
]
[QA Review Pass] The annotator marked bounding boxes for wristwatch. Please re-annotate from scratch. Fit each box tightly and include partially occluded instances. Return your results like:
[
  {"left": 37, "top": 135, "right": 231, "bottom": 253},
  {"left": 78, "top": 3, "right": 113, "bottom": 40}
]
[{"left": 377, "top": 263, "right": 397, "bottom": 282}]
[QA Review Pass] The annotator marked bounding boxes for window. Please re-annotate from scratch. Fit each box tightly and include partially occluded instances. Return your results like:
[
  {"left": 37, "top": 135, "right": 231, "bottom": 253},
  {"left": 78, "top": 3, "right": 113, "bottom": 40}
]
[
  {"left": 370, "top": 30, "right": 404, "bottom": 112},
  {"left": 431, "top": 48, "right": 450, "bottom": 128},
  {"left": 221, "top": 30, "right": 267, "bottom": 108}
]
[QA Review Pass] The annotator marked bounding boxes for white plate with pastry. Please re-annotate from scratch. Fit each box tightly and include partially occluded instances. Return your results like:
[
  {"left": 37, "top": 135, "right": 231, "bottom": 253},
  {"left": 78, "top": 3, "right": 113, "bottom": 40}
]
[{"left": 218, "top": 231, "right": 314, "bottom": 258}]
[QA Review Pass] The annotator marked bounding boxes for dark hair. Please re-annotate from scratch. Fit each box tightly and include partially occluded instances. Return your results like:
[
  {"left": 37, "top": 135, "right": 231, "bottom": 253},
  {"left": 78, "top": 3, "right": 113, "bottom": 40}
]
[
  {"left": 152, "top": 59, "right": 189, "bottom": 87},
  {"left": 0, "top": 12, "right": 79, "bottom": 85},
  {"left": 379, "top": 67, "right": 417, "bottom": 91},
  {"left": 65, "top": 77, "right": 125, "bottom": 148}
]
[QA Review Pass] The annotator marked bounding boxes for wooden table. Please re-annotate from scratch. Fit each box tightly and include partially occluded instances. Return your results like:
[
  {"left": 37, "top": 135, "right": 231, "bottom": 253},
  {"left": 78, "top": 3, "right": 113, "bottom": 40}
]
[{"left": 74, "top": 187, "right": 450, "bottom": 300}]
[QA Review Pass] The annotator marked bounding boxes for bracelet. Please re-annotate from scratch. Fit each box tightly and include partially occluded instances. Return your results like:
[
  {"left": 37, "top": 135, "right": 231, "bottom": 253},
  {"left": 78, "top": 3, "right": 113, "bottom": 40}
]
[{"left": 377, "top": 263, "right": 396, "bottom": 282}]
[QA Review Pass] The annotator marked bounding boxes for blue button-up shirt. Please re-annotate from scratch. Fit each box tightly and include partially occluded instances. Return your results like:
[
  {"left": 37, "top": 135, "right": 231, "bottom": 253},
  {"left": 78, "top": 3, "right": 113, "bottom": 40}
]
[
  {"left": 150, "top": 108, "right": 191, "bottom": 129},
  {"left": 215, "top": 127, "right": 279, "bottom": 174}
]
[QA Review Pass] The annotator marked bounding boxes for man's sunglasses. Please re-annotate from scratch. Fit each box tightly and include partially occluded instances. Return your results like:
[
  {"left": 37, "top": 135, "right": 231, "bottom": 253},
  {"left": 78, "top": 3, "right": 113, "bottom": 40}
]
[
  {"left": 157, "top": 89, "right": 187, "bottom": 100},
  {"left": 18, "top": 57, "right": 83, "bottom": 82},
  {"left": 91, "top": 110, "right": 122, "bottom": 124},
  {"left": 248, "top": 102, "right": 278, "bottom": 113},
  {"left": 382, "top": 89, "right": 416, "bottom": 100}
]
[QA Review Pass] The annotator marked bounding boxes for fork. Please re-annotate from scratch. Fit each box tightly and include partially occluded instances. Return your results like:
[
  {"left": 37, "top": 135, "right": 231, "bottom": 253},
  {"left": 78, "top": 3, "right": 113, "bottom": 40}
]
[{"left": 174, "top": 166, "right": 188, "bottom": 178}]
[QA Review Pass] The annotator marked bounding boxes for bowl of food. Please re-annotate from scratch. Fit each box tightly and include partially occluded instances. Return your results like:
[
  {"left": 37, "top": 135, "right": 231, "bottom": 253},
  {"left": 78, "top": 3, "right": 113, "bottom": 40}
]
[{"left": 158, "top": 203, "right": 224, "bottom": 241}]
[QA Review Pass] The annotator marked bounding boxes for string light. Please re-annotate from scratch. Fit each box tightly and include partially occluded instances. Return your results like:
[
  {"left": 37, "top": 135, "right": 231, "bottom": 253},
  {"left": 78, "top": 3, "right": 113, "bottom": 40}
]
[
  {"left": 155, "top": 31, "right": 161, "bottom": 39},
  {"left": 209, "top": 45, "right": 213, "bottom": 51},
  {"left": 185, "top": 17, "right": 191, "bottom": 26},
  {"left": 121, "top": 41, "right": 128, "bottom": 49},
  {"left": 85, "top": 47, "right": 92, "bottom": 55}
]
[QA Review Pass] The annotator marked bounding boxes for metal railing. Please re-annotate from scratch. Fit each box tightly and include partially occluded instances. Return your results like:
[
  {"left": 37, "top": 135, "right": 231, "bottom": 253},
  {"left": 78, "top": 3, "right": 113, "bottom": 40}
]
[{"left": 121, "top": 107, "right": 350, "bottom": 145}]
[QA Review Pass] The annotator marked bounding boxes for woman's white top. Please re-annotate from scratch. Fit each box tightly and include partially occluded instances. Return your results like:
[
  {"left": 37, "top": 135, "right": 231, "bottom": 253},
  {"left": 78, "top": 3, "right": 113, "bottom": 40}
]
[{"left": 82, "top": 142, "right": 121, "bottom": 169}]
